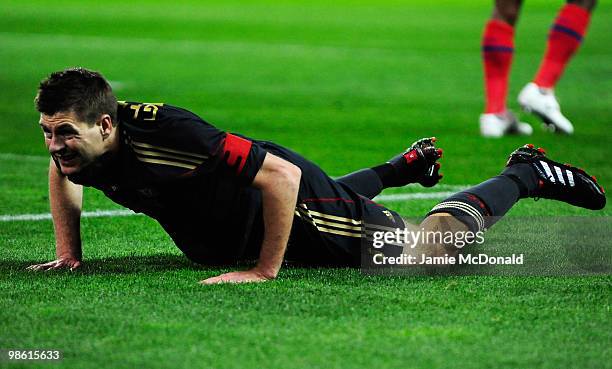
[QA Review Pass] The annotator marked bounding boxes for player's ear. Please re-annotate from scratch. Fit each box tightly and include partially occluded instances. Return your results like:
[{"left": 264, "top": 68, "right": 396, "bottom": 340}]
[{"left": 99, "top": 114, "right": 113, "bottom": 139}]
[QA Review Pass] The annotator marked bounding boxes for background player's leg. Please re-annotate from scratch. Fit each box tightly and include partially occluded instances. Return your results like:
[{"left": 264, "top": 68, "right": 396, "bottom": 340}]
[
  {"left": 481, "top": 0, "right": 522, "bottom": 114},
  {"left": 518, "top": 0, "right": 595, "bottom": 134},
  {"left": 480, "top": 0, "right": 532, "bottom": 137},
  {"left": 533, "top": 0, "right": 595, "bottom": 88},
  {"left": 483, "top": 7, "right": 516, "bottom": 115},
  {"left": 491, "top": 0, "right": 523, "bottom": 25}
]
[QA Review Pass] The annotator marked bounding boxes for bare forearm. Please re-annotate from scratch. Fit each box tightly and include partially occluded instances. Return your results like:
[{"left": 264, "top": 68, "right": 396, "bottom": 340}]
[
  {"left": 49, "top": 159, "right": 83, "bottom": 260},
  {"left": 256, "top": 174, "right": 300, "bottom": 277},
  {"left": 199, "top": 153, "right": 301, "bottom": 284}
]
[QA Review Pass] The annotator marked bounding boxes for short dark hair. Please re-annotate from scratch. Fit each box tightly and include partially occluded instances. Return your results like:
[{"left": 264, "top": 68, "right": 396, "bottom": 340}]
[{"left": 35, "top": 67, "right": 118, "bottom": 125}]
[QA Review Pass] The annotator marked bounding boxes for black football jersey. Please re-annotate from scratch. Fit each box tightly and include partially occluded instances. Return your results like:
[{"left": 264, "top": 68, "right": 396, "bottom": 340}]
[{"left": 62, "top": 101, "right": 268, "bottom": 258}]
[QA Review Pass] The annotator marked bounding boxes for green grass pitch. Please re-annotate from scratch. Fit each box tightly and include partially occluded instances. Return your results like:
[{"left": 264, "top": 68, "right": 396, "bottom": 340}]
[{"left": 1, "top": 0, "right": 611, "bottom": 368}]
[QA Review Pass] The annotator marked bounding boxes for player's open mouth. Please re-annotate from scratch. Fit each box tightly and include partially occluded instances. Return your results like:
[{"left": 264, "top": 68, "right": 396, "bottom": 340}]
[{"left": 56, "top": 152, "right": 78, "bottom": 164}]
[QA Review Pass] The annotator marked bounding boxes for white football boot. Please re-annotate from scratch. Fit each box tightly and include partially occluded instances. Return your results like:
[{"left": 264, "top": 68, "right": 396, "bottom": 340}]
[
  {"left": 518, "top": 82, "right": 574, "bottom": 134},
  {"left": 480, "top": 110, "right": 533, "bottom": 138}
]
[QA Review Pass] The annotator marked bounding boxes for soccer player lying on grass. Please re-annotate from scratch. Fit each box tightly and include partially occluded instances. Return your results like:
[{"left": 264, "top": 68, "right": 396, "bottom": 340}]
[{"left": 27, "top": 68, "right": 606, "bottom": 284}]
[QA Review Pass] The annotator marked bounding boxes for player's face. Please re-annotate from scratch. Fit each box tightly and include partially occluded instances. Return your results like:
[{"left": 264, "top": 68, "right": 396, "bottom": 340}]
[{"left": 40, "top": 111, "right": 107, "bottom": 175}]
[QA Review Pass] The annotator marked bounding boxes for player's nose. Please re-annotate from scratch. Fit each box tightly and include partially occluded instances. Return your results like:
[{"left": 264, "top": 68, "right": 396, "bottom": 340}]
[{"left": 48, "top": 135, "right": 65, "bottom": 154}]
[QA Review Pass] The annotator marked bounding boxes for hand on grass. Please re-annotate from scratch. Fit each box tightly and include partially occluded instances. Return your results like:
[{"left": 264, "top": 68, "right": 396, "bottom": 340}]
[
  {"left": 26, "top": 257, "right": 82, "bottom": 272},
  {"left": 199, "top": 268, "right": 275, "bottom": 285}
]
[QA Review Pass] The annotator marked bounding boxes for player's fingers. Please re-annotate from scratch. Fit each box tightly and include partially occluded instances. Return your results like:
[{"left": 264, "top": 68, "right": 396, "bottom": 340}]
[
  {"left": 69, "top": 261, "right": 82, "bottom": 271},
  {"left": 200, "top": 272, "right": 234, "bottom": 285},
  {"left": 200, "top": 276, "right": 222, "bottom": 285},
  {"left": 49, "top": 260, "right": 74, "bottom": 270},
  {"left": 223, "top": 276, "right": 250, "bottom": 284},
  {"left": 46, "top": 261, "right": 64, "bottom": 271},
  {"left": 222, "top": 271, "right": 265, "bottom": 284},
  {"left": 35, "top": 259, "right": 83, "bottom": 271},
  {"left": 29, "top": 261, "right": 55, "bottom": 271}
]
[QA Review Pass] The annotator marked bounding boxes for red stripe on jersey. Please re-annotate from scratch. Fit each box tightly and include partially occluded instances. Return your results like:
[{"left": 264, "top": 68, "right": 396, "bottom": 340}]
[{"left": 223, "top": 133, "right": 252, "bottom": 174}]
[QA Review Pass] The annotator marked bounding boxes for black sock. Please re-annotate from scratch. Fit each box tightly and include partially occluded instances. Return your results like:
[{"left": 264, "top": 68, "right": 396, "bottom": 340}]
[
  {"left": 336, "top": 168, "right": 384, "bottom": 199},
  {"left": 501, "top": 163, "right": 539, "bottom": 198},
  {"left": 464, "top": 175, "right": 521, "bottom": 217},
  {"left": 427, "top": 174, "right": 524, "bottom": 232},
  {"left": 371, "top": 163, "right": 400, "bottom": 188}
]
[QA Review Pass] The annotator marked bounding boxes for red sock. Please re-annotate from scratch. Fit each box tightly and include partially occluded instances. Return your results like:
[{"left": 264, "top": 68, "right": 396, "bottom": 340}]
[
  {"left": 482, "top": 20, "right": 514, "bottom": 114},
  {"left": 534, "top": 4, "right": 591, "bottom": 88}
]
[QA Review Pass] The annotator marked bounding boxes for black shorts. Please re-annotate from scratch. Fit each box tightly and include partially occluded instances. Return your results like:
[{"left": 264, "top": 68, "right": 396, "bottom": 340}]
[{"left": 260, "top": 142, "right": 405, "bottom": 267}]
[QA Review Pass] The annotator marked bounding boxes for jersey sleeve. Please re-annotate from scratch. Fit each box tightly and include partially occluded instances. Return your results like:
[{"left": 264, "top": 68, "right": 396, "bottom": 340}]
[{"left": 118, "top": 101, "right": 267, "bottom": 185}]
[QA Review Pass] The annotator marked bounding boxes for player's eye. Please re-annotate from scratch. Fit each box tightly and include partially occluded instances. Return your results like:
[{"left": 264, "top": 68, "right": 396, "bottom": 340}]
[{"left": 56, "top": 129, "right": 78, "bottom": 139}]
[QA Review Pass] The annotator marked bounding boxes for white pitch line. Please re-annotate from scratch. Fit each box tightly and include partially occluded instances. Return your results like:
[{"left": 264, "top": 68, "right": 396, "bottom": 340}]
[
  {"left": 0, "top": 191, "right": 459, "bottom": 222},
  {"left": 0, "top": 31, "right": 411, "bottom": 59},
  {"left": 0, "top": 152, "right": 468, "bottom": 222},
  {"left": 108, "top": 80, "right": 126, "bottom": 91},
  {"left": 375, "top": 191, "right": 457, "bottom": 201},
  {"left": 0, "top": 153, "right": 49, "bottom": 162},
  {"left": 0, "top": 209, "right": 141, "bottom": 222}
]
